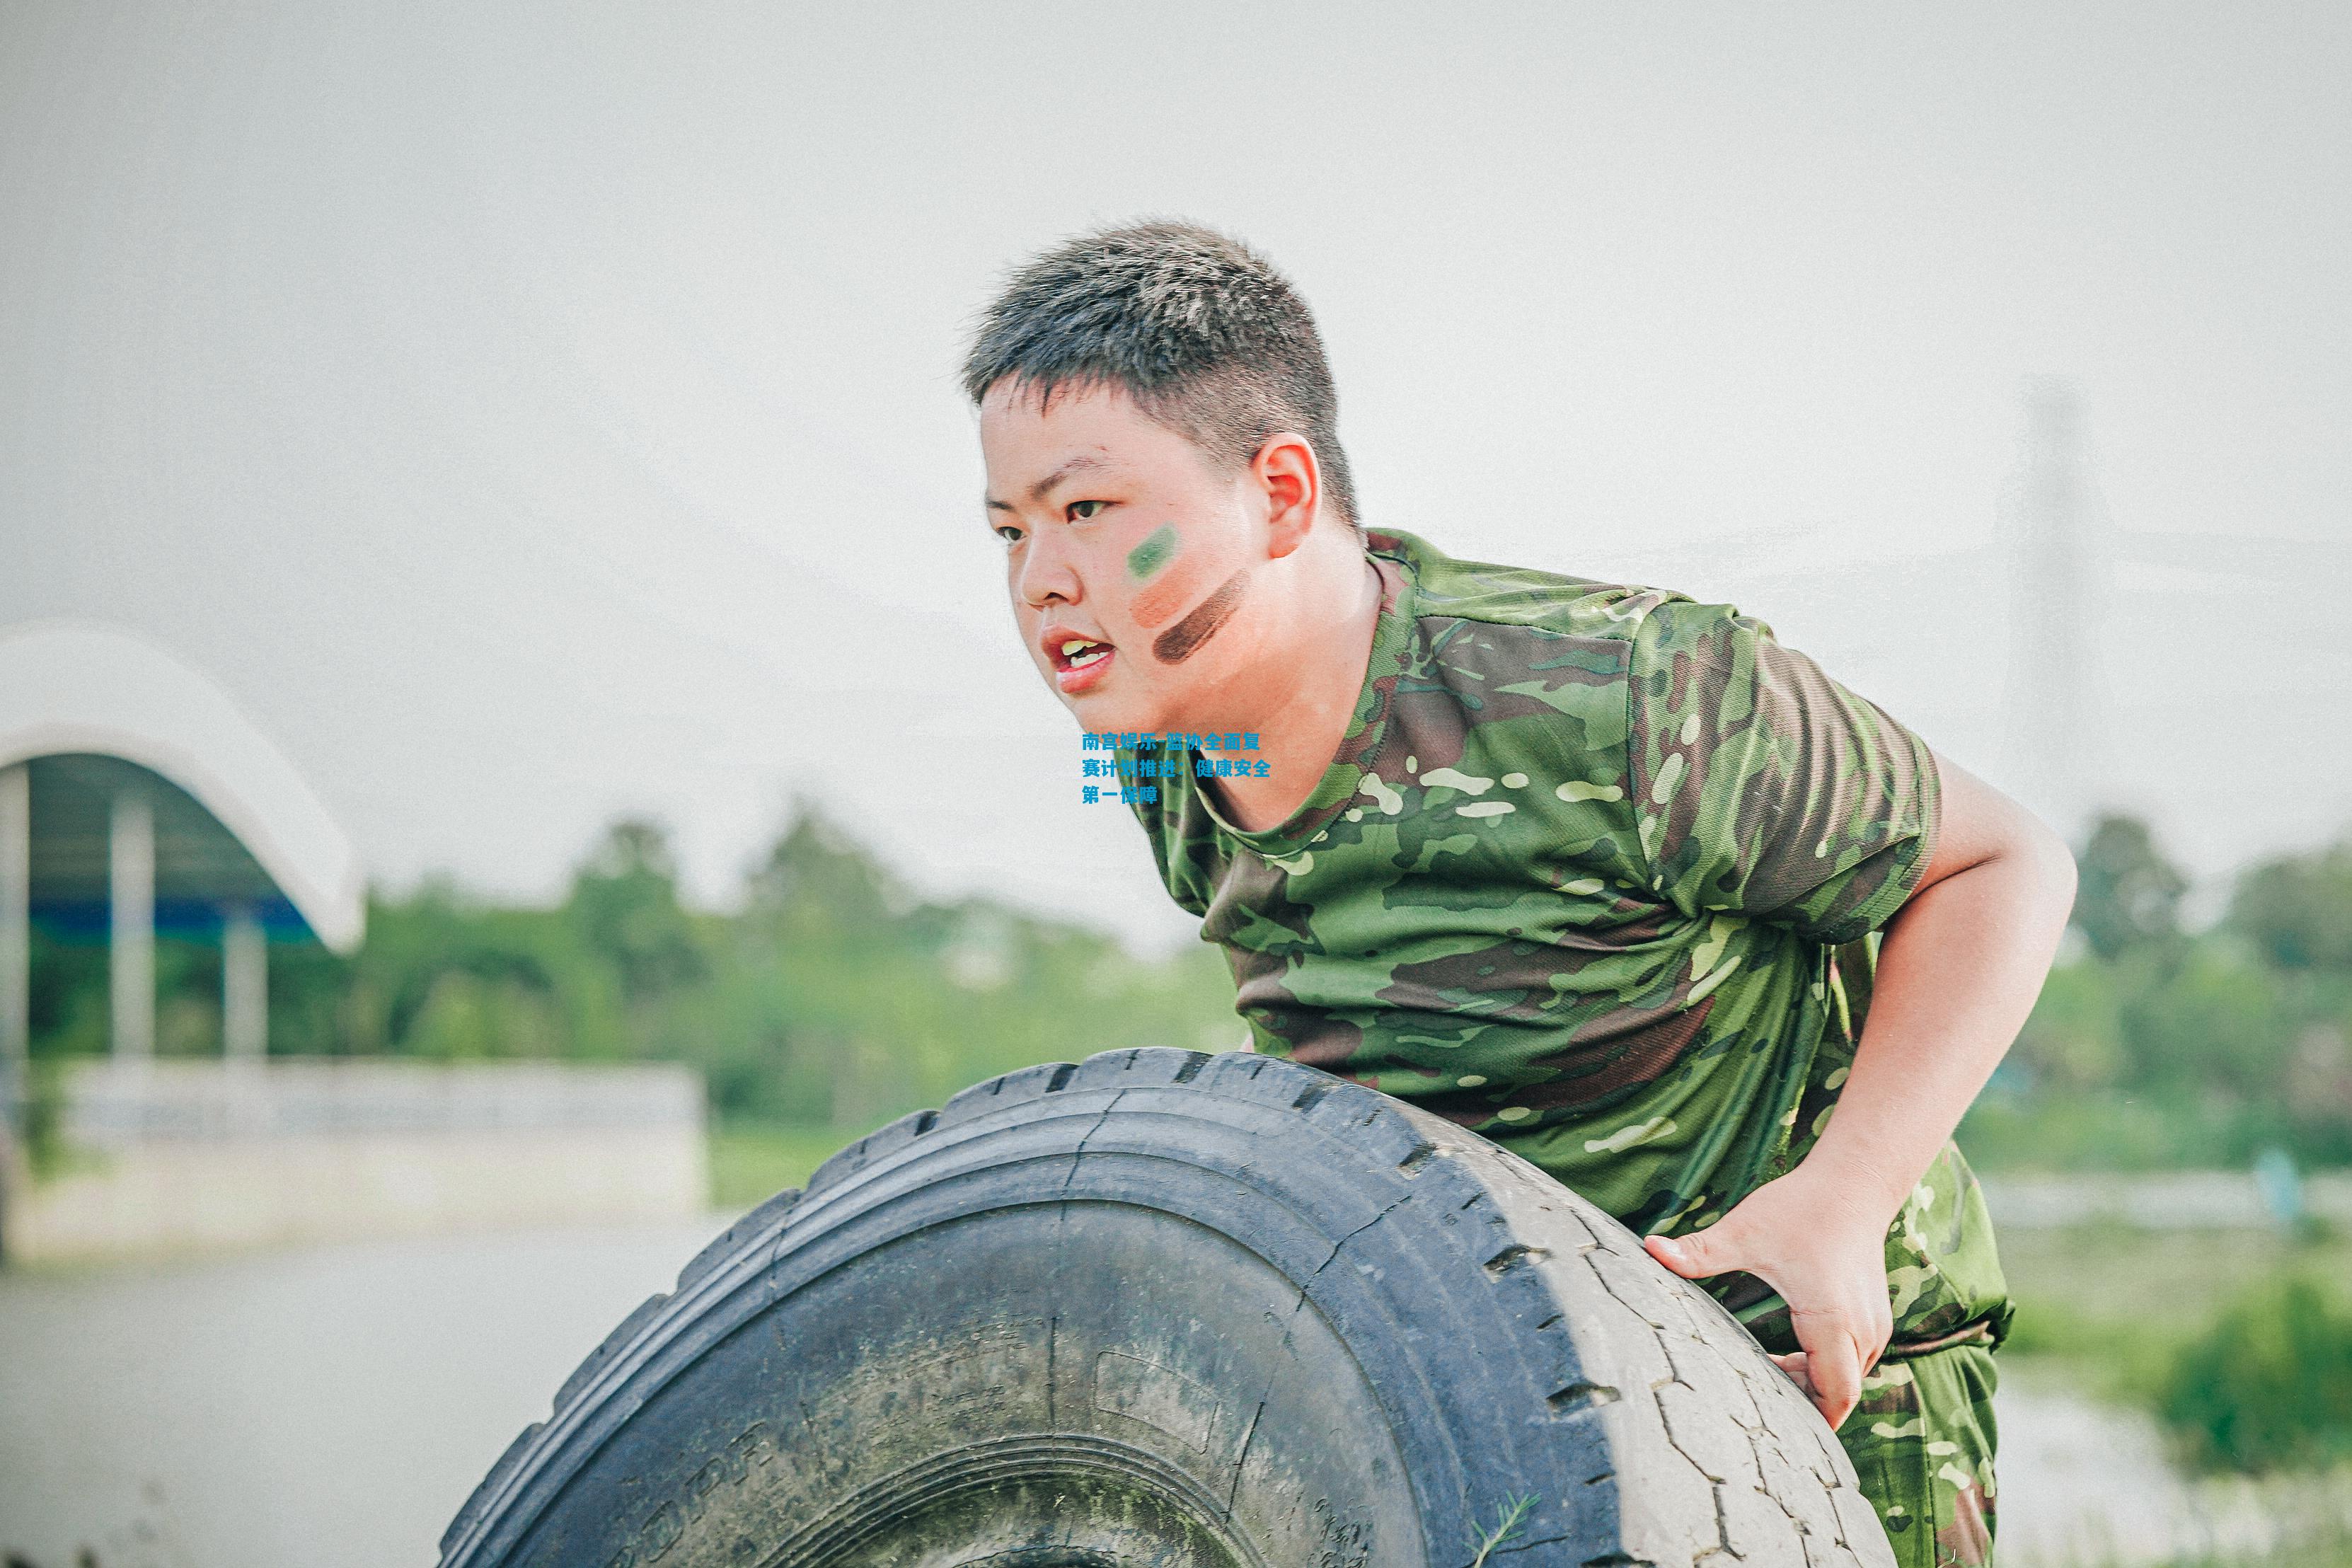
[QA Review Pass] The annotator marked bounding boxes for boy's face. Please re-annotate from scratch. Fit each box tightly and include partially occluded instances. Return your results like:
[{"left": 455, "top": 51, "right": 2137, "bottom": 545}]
[{"left": 979, "top": 378, "right": 1269, "bottom": 736}]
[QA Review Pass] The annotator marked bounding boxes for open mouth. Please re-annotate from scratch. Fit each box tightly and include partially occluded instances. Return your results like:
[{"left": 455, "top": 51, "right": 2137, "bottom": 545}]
[{"left": 1044, "top": 631, "right": 1116, "bottom": 693}]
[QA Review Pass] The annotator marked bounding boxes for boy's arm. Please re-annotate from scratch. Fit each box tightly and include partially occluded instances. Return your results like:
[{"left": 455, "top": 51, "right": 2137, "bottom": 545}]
[{"left": 1643, "top": 752, "right": 2076, "bottom": 1430}]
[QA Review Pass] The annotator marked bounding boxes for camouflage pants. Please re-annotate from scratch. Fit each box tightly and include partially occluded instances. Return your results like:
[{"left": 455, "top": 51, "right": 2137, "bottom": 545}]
[{"left": 1837, "top": 1344, "right": 2000, "bottom": 1567}]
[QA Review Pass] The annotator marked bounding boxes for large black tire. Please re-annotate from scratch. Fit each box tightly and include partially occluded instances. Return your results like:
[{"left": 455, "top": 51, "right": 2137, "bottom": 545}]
[{"left": 439, "top": 1049, "right": 1896, "bottom": 1568}]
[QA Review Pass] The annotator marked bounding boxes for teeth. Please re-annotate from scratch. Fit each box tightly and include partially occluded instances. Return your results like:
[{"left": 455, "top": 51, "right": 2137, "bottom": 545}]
[
  {"left": 1060, "top": 640, "right": 1091, "bottom": 656},
  {"left": 1067, "top": 647, "right": 1109, "bottom": 669}
]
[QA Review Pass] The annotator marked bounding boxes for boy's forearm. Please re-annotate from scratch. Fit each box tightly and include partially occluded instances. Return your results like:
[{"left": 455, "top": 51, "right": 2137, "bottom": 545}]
[{"left": 1802, "top": 782, "right": 2077, "bottom": 1230}]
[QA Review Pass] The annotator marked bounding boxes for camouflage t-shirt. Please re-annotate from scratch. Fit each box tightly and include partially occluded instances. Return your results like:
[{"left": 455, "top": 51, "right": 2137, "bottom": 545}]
[{"left": 1123, "top": 526, "right": 2009, "bottom": 1351}]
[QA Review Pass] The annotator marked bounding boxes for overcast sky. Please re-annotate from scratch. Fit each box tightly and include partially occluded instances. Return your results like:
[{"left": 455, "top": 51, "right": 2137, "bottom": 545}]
[{"left": 4, "top": 1, "right": 2347, "bottom": 952}]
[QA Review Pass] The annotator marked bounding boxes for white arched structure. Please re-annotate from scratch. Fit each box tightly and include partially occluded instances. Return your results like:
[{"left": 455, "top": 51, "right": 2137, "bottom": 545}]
[
  {"left": 0, "top": 622, "right": 363, "bottom": 952},
  {"left": 0, "top": 621, "right": 365, "bottom": 1147}
]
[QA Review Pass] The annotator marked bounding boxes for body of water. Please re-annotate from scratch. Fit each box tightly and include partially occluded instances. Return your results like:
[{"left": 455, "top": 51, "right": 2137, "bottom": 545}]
[{"left": 1, "top": 1218, "right": 2333, "bottom": 1568}]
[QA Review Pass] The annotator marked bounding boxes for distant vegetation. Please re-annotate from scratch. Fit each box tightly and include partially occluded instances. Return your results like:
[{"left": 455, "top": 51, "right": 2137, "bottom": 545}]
[
  {"left": 1961, "top": 814, "right": 2352, "bottom": 1170},
  {"left": 25, "top": 801, "right": 1242, "bottom": 1136},
  {"left": 23, "top": 802, "right": 2352, "bottom": 1169},
  {"left": 2001, "top": 1222, "right": 2352, "bottom": 1483},
  {"left": 2162, "top": 1271, "right": 2352, "bottom": 1475},
  {"left": 25, "top": 800, "right": 2352, "bottom": 1492}
]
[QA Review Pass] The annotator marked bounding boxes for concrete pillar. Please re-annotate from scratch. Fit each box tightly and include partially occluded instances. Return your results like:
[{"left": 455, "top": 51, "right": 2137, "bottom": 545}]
[
  {"left": 1, "top": 765, "right": 27, "bottom": 1119},
  {"left": 110, "top": 790, "right": 154, "bottom": 1061},
  {"left": 223, "top": 906, "right": 266, "bottom": 1059}
]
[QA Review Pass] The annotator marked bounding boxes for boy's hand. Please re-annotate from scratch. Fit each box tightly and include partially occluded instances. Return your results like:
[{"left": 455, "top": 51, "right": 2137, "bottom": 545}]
[
  {"left": 1638, "top": 1158, "right": 1894, "bottom": 1431},
  {"left": 1630, "top": 756, "right": 2074, "bottom": 1433}
]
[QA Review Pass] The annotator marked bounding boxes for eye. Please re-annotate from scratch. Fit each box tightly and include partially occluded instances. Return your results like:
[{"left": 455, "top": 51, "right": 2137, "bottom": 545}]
[
  {"left": 994, "top": 521, "right": 1025, "bottom": 544},
  {"left": 1066, "top": 499, "right": 1107, "bottom": 521}
]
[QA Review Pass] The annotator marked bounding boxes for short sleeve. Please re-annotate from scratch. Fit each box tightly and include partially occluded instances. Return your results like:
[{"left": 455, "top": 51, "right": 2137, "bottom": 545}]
[{"left": 1625, "top": 599, "right": 1941, "bottom": 945}]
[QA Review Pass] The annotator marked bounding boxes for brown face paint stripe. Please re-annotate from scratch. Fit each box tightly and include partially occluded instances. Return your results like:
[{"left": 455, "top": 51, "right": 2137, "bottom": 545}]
[{"left": 1152, "top": 570, "right": 1250, "bottom": 664}]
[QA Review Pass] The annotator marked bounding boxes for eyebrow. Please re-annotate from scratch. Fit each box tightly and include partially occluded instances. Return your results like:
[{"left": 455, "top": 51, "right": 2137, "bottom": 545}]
[{"left": 985, "top": 453, "right": 1112, "bottom": 512}]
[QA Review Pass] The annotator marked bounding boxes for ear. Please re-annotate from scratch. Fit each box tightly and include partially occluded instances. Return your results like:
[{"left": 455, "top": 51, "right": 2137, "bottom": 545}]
[{"left": 1252, "top": 432, "right": 1322, "bottom": 560}]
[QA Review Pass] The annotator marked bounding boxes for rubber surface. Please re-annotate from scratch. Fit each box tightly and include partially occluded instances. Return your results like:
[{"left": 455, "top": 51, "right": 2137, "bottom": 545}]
[{"left": 438, "top": 1048, "right": 1896, "bottom": 1568}]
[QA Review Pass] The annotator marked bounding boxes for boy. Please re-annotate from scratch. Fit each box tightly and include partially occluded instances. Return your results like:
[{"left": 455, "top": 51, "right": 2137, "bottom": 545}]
[{"left": 962, "top": 221, "right": 2075, "bottom": 1566}]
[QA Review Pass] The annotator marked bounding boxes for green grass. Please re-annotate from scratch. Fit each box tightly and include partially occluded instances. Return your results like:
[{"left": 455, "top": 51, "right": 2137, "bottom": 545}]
[
  {"left": 708, "top": 1119, "right": 889, "bottom": 1210},
  {"left": 2000, "top": 1223, "right": 2352, "bottom": 1352},
  {"left": 2142, "top": 1526, "right": 2352, "bottom": 1568},
  {"left": 2161, "top": 1273, "right": 2352, "bottom": 1475},
  {"left": 1996, "top": 1221, "right": 2352, "bottom": 1407},
  {"left": 1999, "top": 1221, "right": 2352, "bottom": 1501},
  {"left": 1466, "top": 1493, "right": 1537, "bottom": 1566}
]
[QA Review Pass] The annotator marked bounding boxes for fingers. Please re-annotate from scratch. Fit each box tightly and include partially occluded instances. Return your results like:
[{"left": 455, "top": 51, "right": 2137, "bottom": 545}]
[
  {"left": 1792, "top": 1314, "right": 1864, "bottom": 1429},
  {"left": 1640, "top": 1233, "right": 1697, "bottom": 1277},
  {"left": 1769, "top": 1351, "right": 1814, "bottom": 1397},
  {"left": 1860, "top": 1308, "right": 1893, "bottom": 1378},
  {"left": 1642, "top": 1226, "right": 1732, "bottom": 1281}
]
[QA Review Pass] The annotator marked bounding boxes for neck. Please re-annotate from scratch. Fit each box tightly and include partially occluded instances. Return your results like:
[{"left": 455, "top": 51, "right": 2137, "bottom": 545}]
[{"left": 1184, "top": 525, "right": 1386, "bottom": 834}]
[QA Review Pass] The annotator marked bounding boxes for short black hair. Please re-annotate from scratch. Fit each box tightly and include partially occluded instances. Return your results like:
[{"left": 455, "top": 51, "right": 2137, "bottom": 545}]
[{"left": 962, "top": 219, "right": 1361, "bottom": 531}]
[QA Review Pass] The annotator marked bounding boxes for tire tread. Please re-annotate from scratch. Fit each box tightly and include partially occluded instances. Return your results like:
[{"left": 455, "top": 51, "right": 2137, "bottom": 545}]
[{"left": 437, "top": 1047, "right": 1893, "bottom": 1568}]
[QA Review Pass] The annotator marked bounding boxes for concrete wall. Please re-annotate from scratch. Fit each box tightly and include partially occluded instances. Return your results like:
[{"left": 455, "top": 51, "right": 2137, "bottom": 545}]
[{"left": 12, "top": 1059, "right": 706, "bottom": 1263}]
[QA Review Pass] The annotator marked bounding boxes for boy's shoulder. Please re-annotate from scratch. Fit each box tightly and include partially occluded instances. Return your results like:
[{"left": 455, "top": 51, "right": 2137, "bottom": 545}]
[
  {"left": 1359, "top": 528, "right": 1804, "bottom": 771},
  {"left": 1365, "top": 526, "right": 1699, "bottom": 649}
]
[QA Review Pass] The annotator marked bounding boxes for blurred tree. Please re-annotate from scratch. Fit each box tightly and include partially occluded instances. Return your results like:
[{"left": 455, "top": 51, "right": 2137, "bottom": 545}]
[
  {"left": 11, "top": 797, "right": 1241, "bottom": 1130},
  {"left": 405, "top": 969, "right": 567, "bottom": 1059},
  {"left": 2283, "top": 1019, "right": 2352, "bottom": 1165},
  {"left": 567, "top": 819, "right": 706, "bottom": 1006},
  {"left": 154, "top": 936, "right": 222, "bottom": 1056},
  {"left": 24, "top": 928, "right": 106, "bottom": 1059},
  {"left": 2232, "top": 836, "right": 2352, "bottom": 971},
  {"left": 1940, "top": 817, "right": 2352, "bottom": 1168},
  {"left": 2287, "top": 1025, "right": 2352, "bottom": 1124},
  {"left": 2121, "top": 942, "right": 2295, "bottom": 1103},
  {"left": 344, "top": 880, "right": 624, "bottom": 1061},
  {"left": 17, "top": 779, "right": 2352, "bottom": 1172},
  {"left": 743, "top": 797, "right": 911, "bottom": 940},
  {"left": 2072, "top": 814, "right": 2189, "bottom": 963},
  {"left": 266, "top": 938, "right": 354, "bottom": 1055},
  {"left": 2008, "top": 959, "right": 2125, "bottom": 1091}
]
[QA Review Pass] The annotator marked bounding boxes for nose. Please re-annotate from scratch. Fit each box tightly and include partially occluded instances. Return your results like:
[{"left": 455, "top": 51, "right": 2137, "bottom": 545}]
[{"left": 1015, "top": 526, "right": 1083, "bottom": 610}]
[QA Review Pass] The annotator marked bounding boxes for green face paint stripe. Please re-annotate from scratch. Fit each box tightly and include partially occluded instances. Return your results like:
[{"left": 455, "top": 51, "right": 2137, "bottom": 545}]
[{"left": 1126, "top": 524, "right": 1178, "bottom": 581}]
